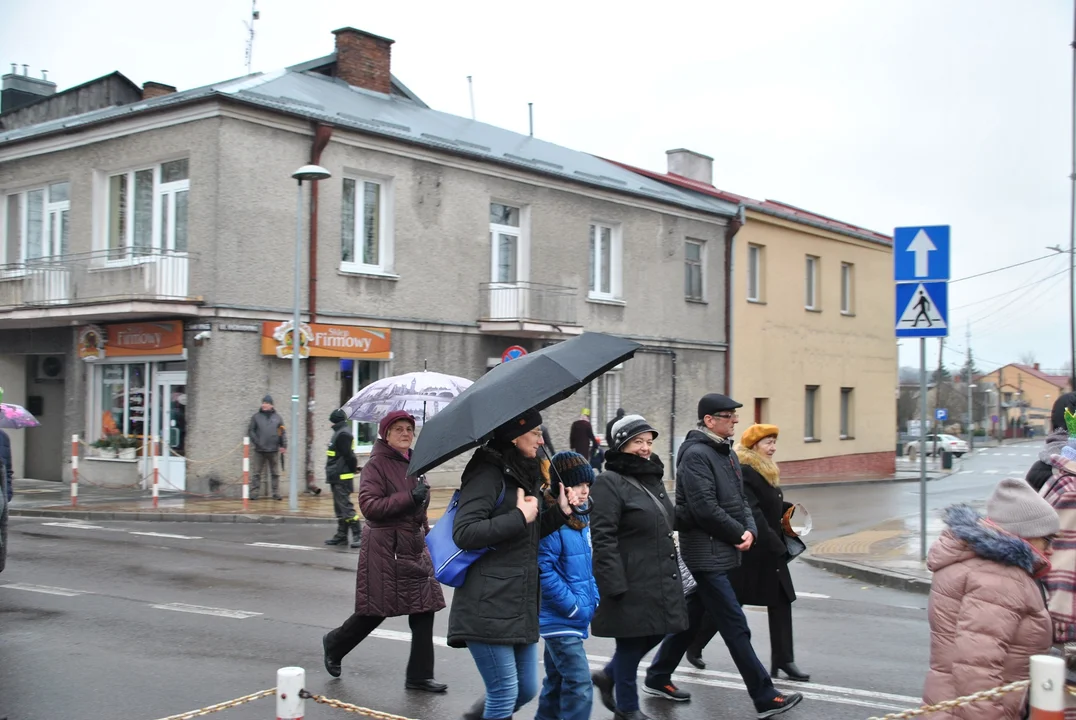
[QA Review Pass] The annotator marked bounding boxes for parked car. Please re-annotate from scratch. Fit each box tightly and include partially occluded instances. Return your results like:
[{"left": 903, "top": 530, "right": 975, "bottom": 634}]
[{"left": 905, "top": 434, "right": 969, "bottom": 458}]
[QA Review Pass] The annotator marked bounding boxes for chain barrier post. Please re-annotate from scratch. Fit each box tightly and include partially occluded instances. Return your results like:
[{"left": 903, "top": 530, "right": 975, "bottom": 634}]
[
  {"left": 1030, "top": 654, "right": 1065, "bottom": 720},
  {"left": 242, "top": 436, "right": 250, "bottom": 511},
  {"left": 152, "top": 435, "right": 160, "bottom": 509},
  {"left": 70, "top": 434, "right": 78, "bottom": 507},
  {"left": 277, "top": 667, "right": 305, "bottom": 719}
]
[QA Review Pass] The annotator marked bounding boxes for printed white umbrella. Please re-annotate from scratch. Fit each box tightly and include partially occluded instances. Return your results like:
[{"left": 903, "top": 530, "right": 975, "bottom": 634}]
[{"left": 341, "top": 370, "right": 473, "bottom": 426}]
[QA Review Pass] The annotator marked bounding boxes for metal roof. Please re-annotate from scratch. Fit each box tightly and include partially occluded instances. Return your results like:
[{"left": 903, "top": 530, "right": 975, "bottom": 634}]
[{"left": 0, "top": 68, "right": 739, "bottom": 219}]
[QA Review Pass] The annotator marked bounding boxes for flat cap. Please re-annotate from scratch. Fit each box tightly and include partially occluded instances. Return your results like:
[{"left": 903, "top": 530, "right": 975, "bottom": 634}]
[{"left": 698, "top": 393, "right": 743, "bottom": 420}]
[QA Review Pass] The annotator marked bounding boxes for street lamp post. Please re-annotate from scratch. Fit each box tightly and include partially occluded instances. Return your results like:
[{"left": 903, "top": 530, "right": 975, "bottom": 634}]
[
  {"left": 967, "top": 383, "right": 976, "bottom": 451},
  {"left": 288, "top": 164, "right": 331, "bottom": 512}
]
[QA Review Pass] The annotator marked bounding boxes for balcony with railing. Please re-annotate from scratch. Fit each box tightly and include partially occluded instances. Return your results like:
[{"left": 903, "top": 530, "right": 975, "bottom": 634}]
[
  {"left": 0, "top": 249, "right": 200, "bottom": 318},
  {"left": 478, "top": 281, "right": 582, "bottom": 338}
]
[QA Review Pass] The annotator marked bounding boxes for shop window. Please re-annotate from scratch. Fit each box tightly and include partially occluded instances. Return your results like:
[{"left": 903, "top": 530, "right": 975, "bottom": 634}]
[
  {"left": 94, "top": 362, "right": 149, "bottom": 442},
  {"left": 339, "top": 359, "right": 386, "bottom": 448}
]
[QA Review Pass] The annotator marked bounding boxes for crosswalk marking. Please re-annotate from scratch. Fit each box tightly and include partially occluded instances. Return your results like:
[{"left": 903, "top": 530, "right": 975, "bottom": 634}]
[
  {"left": 2, "top": 582, "right": 89, "bottom": 596},
  {"left": 246, "top": 542, "right": 318, "bottom": 551},
  {"left": 150, "top": 603, "right": 261, "bottom": 619},
  {"left": 129, "top": 531, "right": 203, "bottom": 540}
]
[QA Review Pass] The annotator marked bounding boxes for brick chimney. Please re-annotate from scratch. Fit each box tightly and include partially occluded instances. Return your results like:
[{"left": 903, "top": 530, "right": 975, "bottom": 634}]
[
  {"left": 666, "top": 148, "right": 714, "bottom": 185},
  {"left": 332, "top": 27, "right": 394, "bottom": 94},
  {"left": 1034, "top": 362, "right": 1041, "bottom": 371},
  {"left": 143, "top": 82, "right": 177, "bottom": 100}
]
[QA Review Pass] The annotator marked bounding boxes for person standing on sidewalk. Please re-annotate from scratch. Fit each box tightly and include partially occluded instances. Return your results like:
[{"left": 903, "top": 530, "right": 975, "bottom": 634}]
[
  {"left": 0, "top": 429, "right": 12, "bottom": 502},
  {"left": 924, "top": 480, "right": 1058, "bottom": 720},
  {"left": 675, "top": 394, "right": 803, "bottom": 719},
  {"left": 590, "top": 414, "right": 688, "bottom": 720},
  {"left": 569, "top": 409, "right": 598, "bottom": 460},
  {"left": 1025, "top": 392, "right": 1076, "bottom": 491},
  {"left": 324, "top": 409, "right": 362, "bottom": 548},
  {"left": 535, "top": 451, "right": 599, "bottom": 720},
  {"left": 248, "top": 395, "right": 286, "bottom": 501}
]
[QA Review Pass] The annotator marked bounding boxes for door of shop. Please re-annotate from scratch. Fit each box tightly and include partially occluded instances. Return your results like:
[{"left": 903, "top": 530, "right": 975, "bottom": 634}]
[{"left": 154, "top": 371, "right": 187, "bottom": 492}]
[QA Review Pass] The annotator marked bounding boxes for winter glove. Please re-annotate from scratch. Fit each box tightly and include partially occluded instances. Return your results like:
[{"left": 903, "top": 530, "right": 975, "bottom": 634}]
[{"left": 411, "top": 482, "right": 429, "bottom": 506}]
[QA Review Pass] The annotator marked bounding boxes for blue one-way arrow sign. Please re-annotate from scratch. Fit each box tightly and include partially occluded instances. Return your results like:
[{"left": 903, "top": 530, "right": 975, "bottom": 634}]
[{"left": 894, "top": 226, "right": 950, "bottom": 282}]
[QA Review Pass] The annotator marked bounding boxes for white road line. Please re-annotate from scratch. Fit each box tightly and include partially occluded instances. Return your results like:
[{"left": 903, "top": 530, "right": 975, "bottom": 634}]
[
  {"left": 2, "top": 582, "right": 90, "bottom": 596},
  {"left": 150, "top": 603, "right": 262, "bottom": 619},
  {"left": 958, "top": 470, "right": 973, "bottom": 474},
  {"left": 129, "top": 531, "right": 203, "bottom": 540},
  {"left": 366, "top": 630, "right": 919, "bottom": 712},
  {"left": 797, "top": 591, "right": 831, "bottom": 599},
  {"left": 984, "top": 469, "right": 1000, "bottom": 474},
  {"left": 41, "top": 522, "right": 124, "bottom": 531},
  {"left": 246, "top": 542, "right": 318, "bottom": 551}
]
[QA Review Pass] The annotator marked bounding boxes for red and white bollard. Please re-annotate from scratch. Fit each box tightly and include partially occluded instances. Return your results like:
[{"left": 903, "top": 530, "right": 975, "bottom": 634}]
[
  {"left": 1029, "top": 654, "right": 1066, "bottom": 720},
  {"left": 242, "top": 436, "right": 250, "bottom": 511},
  {"left": 276, "top": 666, "right": 305, "bottom": 720},
  {"left": 70, "top": 434, "right": 79, "bottom": 507},
  {"left": 152, "top": 435, "right": 160, "bottom": 509}
]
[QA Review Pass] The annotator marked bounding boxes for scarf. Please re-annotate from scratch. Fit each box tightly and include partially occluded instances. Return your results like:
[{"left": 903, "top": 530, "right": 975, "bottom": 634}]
[
  {"left": 486, "top": 440, "right": 543, "bottom": 492},
  {"left": 603, "top": 450, "right": 665, "bottom": 481},
  {"left": 735, "top": 444, "right": 780, "bottom": 487}
]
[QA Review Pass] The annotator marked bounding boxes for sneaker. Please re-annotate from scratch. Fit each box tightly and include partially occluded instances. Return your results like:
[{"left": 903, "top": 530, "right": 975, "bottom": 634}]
[
  {"left": 641, "top": 681, "right": 691, "bottom": 702},
  {"left": 591, "top": 671, "right": 615, "bottom": 712},
  {"left": 757, "top": 692, "right": 803, "bottom": 718}
]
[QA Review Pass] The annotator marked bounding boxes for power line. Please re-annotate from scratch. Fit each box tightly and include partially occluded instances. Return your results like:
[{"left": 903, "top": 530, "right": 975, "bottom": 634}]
[
  {"left": 950, "top": 253, "right": 1063, "bottom": 284},
  {"left": 951, "top": 267, "right": 1068, "bottom": 311}
]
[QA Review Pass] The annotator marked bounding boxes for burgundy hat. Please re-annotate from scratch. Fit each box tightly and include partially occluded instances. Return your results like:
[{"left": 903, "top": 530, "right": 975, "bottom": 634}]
[{"left": 379, "top": 410, "right": 416, "bottom": 439}]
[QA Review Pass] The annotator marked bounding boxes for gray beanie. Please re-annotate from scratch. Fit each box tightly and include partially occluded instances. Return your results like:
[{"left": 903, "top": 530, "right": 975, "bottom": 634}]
[{"left": 986, "top": 477, "right": 1059, "bottom": 539}]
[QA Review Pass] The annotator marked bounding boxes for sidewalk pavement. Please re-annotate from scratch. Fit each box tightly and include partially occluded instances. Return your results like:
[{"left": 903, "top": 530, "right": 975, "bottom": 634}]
[{"left": 7, "top": 478, "right": 457, "bottom": 524}]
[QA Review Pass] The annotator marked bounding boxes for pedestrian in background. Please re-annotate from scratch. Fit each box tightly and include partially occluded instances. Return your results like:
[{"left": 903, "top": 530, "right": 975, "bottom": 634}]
[
  {"left": 535, "top": 451, "right": 599, "bottom": 720},
  {"left": 590, "top": 414, "right": 688, "bottom": 720},
  {"left": 676, "top": 394, "right": 802, "bottom": 718},
  {"left": 924, "top": 479, "right": 1058, "bottom": 720},
  {"left": 728, "top": 424, "right": 809, "bottom": 682},
  {"left": 1026, "top": 392, "right": 1076, "bottom": 491},
  {"left": 448, "top": 408, "right": 574, "bottom": 720},
  {"left": 323, "top": 409, "right": 362, "bottom": 548},
  {"left": 322, "top": 410, "right": 447, "bottom": 693},
  {"left": 569, "top": 409, "right": 598, "bottom": 459},
  {"left": 0, "top": 428, "right": 12, "bottom": 502},
  {"left": 247, "top": 395, "right": 286, "bottom": 501}
]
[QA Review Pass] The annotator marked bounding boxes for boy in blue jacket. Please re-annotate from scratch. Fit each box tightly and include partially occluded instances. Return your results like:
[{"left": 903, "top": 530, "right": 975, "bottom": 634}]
[{"left": 536, "top": 451, "right": 600, "bottom": 720}]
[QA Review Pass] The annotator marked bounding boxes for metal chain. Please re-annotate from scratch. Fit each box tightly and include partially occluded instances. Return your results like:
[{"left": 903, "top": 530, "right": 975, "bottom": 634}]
[
  {"left": 865, "top": 680, "right": 1029, "bottom": 720},
  {"left": 299, "top": 690, "right": 420, "bottom": 720},
  {"left": 150, "top": 688, "right": 275, "bottom": 720}
]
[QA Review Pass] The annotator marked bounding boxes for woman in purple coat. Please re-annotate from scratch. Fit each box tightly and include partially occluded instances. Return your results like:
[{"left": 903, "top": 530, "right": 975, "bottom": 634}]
[{"left": 321, "top": 410, "right": 447, "bottom": 692}]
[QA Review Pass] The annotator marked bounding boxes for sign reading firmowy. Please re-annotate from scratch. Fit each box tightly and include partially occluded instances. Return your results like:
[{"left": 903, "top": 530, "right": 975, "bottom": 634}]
[{"left": 260, "top": 322, "right": 391, "bottom": 359}]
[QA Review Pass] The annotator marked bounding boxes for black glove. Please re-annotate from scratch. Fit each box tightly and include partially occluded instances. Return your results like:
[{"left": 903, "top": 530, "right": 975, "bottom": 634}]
[{"left": 411, "top": 482, "right": 429, "bottom": 506}]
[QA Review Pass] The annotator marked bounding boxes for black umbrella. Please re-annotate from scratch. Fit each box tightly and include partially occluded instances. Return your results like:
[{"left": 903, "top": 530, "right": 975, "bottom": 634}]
[{"left": 407, "top": 332, "right": 642, "bottom": 478}]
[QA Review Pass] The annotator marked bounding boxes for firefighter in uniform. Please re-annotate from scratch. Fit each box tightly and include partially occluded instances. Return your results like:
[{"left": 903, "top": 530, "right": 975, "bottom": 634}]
[{"left": 325, "top": 409, "right": 362, "bottom": 548}]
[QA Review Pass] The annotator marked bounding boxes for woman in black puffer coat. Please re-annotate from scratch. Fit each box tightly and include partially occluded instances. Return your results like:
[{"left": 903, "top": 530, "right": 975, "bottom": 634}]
[
  {"left": 589, "top": 415, "right": 688, "bottom": 720},
  {"left": 448, "top": 408, "right": 573, "bottom": 720}
]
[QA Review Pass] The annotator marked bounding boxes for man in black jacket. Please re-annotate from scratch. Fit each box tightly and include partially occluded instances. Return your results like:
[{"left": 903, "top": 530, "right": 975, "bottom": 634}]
[
  {"left": 675, "top": 393, "right": 802, "bottom": 718},
  {"left": 324, "top": 409, "right": 361, "bottom": 548}
]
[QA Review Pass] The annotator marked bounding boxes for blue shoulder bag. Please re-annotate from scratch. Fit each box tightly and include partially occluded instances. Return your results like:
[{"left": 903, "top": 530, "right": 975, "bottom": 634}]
[{"left": 426, "top": 481, "right": 506, "bottom": 587}]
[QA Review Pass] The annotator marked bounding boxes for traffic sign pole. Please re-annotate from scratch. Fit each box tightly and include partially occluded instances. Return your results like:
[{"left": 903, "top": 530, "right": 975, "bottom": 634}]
[{"left": 919, "top": 338, "right": 928, "bottom": 562}]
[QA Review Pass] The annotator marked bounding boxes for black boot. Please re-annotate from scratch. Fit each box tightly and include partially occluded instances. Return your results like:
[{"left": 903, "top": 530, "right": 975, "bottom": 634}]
[
  {"left": 324, "top": 522, "right": 348, "bottom": 546},
  {"left": 322, "top": 632, "right": 341, "bottom": 677},
  {"left": 461, "top": 697, "right": 485, "bottom": 720},
  {"left": 349, "top": 522, "right": 362, "bottom": 549},
  {"left": 771, "top": 662, "right": 810, "bottom": 682}
]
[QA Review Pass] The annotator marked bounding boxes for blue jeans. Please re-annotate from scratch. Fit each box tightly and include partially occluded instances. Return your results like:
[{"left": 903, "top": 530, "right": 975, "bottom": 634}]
[
  {"left": 603, "top": 634, "right": 665, "bottom": 711},
  {"left": 467, "top": 642, "right": 540, "bottom": 719},
  {"left": 536, "top": 636, "right": 592, "bottom": 720},
  {"left": 694, "top": 570, "right": 778, "bottom": 709}
]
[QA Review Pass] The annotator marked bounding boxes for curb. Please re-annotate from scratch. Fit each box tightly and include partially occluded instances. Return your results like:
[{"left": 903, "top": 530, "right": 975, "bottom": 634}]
[
  {"left": 10, "top": 508, "right": 337, "bottom": 524},
  {"left": 785, "top": 469, "right": 955, "bottom": 489},
  {"left": 800, "top": 553, "right": 931, "bottom": 595}
]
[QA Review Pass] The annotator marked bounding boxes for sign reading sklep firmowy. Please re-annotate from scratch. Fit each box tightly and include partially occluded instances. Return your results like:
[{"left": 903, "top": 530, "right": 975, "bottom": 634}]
[{"left": 261, "top": 322, "right": 391, "bottom": 360}]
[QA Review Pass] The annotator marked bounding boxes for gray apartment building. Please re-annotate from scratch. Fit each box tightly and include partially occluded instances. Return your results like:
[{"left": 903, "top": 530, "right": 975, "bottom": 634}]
[{"left": 0, "top": 27, "right": 740, "bottom": 493}]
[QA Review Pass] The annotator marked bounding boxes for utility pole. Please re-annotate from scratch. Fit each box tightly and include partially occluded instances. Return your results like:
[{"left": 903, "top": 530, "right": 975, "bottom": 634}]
[
  {"left": 1019, "top": 372, "right": 1026, "bottom": 438},
  {"left": 998, "top": 367, "right": 1005, "bottom": 445},
  {"left": 1069, "top": 0, "right": 1076, "bottom": 390},
  {"left": 966, "top": 324, "right": 974, "bottom": 451}
]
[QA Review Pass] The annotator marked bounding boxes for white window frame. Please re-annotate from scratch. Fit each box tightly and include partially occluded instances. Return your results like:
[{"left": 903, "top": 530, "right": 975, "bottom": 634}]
[
  {"left": 747, "top": 243, "right": 762, "bottom": 302},
  {"left": 840, "top": 387, "right": 854, "bottom": 439},
  {"left": 840, "top": 262, "right": 854, "bottom": 314},
  {"left": 341, "top": 174, "right": 394, "bottom": 276},
  {"left": 489, "top": 202, "right": 530, "bottom": 284},
  {"left": 685, "top": 239, "right": 705, "bottom": 301},
  {"left": 101, "top": 160, "right": 189, "bottom": 262},
  {"left": 805, "top": 255, "right": 819, "bottom": 310},
  {"left": 347, "top": 360, "right": 388, "bottom": 452},
  {"left": 805, "top": 385, "right": 819, "bottom": 441},
  {"left": 588, "top": 222, "right": 623, "bottom": 301},
  {"left": 589, "top": 370, "right": 622, "bottom": 442},
  {"left": 1, "top": 182, "right": 70, "bottom": 268}
]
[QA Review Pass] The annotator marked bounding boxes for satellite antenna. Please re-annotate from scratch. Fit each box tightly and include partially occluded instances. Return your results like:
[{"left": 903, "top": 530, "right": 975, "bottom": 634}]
[{"left": 244, "top": 0, "right": 260, "bottom": 75}]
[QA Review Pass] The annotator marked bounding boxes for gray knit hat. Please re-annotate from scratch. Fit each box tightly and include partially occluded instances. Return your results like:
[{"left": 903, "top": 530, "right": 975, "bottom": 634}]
[
  {"left": 610, "top": 414, "right": 658, "bottom": 452},
  {"left": 986, "top": 477, "right": 1059, "bottom": 539}
]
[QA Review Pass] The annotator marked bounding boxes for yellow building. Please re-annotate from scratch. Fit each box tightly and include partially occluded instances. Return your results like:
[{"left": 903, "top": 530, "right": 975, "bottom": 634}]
[
  {"left": 621, "top": 150, "right": 897, "bottom": 481},
  {"left": 977, "top": 363, "right": 1072, "bottom": 434}
]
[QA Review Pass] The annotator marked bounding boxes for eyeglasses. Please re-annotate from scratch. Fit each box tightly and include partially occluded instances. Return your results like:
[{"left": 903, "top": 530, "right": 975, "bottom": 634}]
[{"left": 713, "top": 413, "right": 738, "bottom": 420}]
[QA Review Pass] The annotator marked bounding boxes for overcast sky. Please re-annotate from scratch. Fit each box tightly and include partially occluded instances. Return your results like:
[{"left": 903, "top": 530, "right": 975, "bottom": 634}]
[{"left": 3, "top": 0, "right": 1073, "bottom": 374}]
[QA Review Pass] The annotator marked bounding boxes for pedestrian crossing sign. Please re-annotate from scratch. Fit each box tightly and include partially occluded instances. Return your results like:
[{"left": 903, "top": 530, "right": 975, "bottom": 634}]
[{"left": 895, "top": 282, "right": 948, "bottom": 337}]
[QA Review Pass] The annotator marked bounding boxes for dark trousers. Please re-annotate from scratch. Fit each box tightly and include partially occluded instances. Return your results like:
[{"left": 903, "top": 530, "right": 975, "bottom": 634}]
[
  {"left": 647, "top": 592, "right": 707, "bottom": 685},
  {"left": 250, "top": 451, "right": 280, "bottom": 496},
  {"left": 694, "top": 570, "right": 778, "bottom": 709},
  {"left": 329, "top": 480, "right": 359, "bottom": 522},
  {"left": 325, "top": 611, "right": 436, "bottom": 680},
  {"left": 602, "top": 635, "right": 664, "bottom": 712},
  {"left": 688, "top": 596, "right": 796, "bottom": 668}
]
